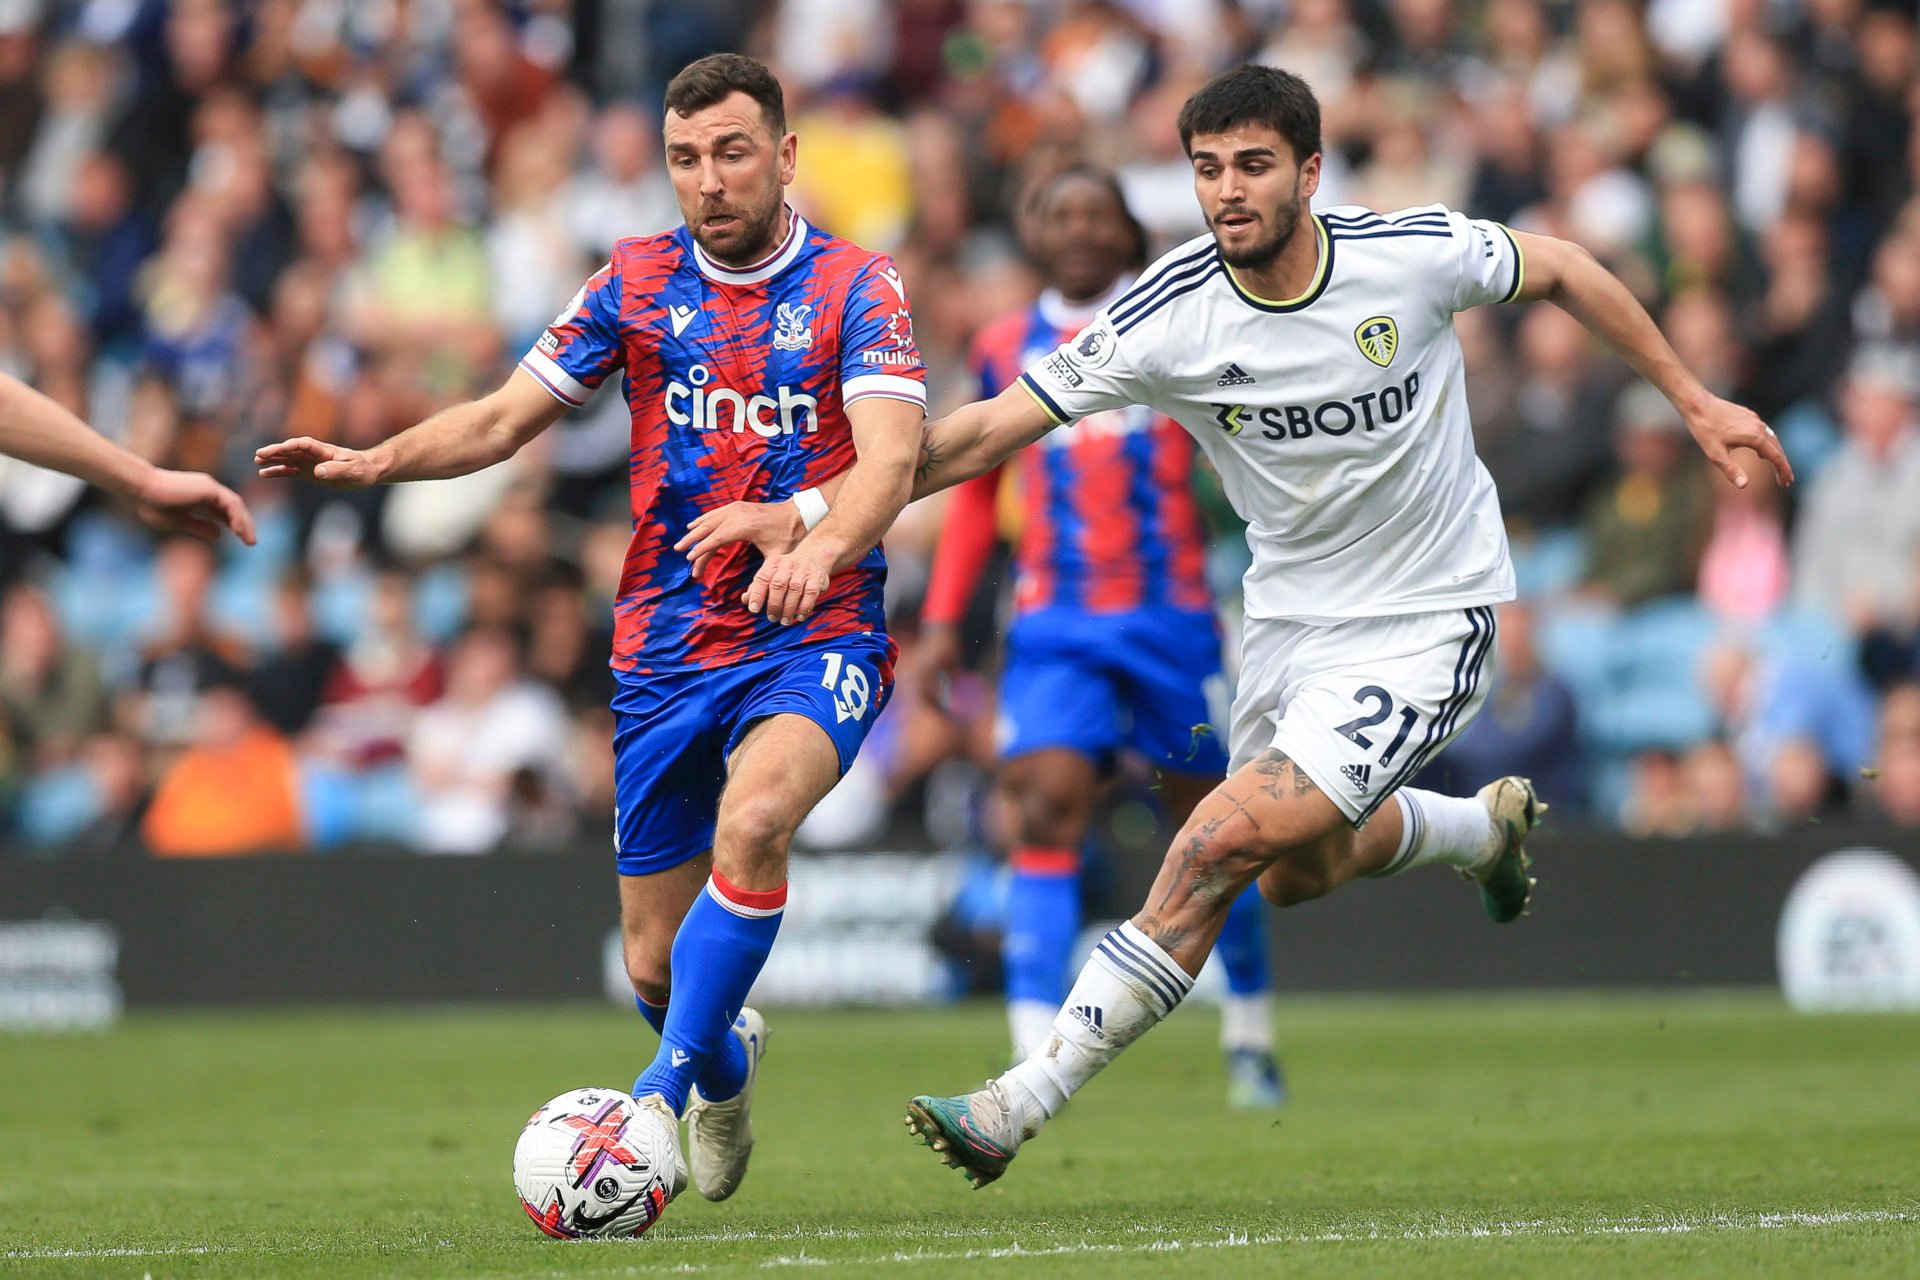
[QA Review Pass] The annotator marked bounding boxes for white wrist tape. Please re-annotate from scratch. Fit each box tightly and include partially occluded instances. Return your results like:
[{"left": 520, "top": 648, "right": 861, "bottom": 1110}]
[{"left": 792, "top": 486, "right": 830, "bottom": 531}]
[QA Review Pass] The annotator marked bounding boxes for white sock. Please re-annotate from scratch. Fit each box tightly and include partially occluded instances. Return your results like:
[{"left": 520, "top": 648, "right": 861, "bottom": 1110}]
[
  {"left": 1219, "top": 993, "right": 1274, "bottom": 1054},
  {"left": 1377, "top": 789, "right": 1497, "bottom": 876},
  {"left": 1003, "top": 921, "right": 1194, "bottom": 1134},
  {"left": 1007, "top": 999, "right": 1055, "bottom": 1062}
]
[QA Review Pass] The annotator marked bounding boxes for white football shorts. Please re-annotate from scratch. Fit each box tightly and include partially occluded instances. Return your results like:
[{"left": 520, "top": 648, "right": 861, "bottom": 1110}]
[{"left": 1226, "top": 606, "right": 1498, "bottom": 827}]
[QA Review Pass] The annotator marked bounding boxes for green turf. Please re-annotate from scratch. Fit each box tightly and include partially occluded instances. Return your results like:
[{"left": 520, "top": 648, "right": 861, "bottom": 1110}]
[{"left": 2, "top": 994, "right": 1916, "bottom": 1278}]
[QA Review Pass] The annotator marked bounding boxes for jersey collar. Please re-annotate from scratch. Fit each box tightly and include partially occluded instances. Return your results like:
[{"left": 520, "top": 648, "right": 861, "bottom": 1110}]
[
  {"left": 1036, "top": 275, "right": 1134, "bottom": 331},
  {"left": 690, "top": 205, "right": 809, "bottom": 285},
  {"left": 1221, "top": 213, "right": 1334, "bottom": 314}
]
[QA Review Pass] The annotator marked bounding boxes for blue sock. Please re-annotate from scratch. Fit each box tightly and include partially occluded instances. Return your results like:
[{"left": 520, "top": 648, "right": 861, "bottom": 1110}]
[
  {"left": 1003, "top": 846, "right": 1081, "bottom": 1005},
  {"left": 1217, "top": 884, "right": 1271, "bottom": 996},
  {"left": 631, "top": 873, "right": 784, "bottom": 1114},
  {"left": 634, "top": 992, "right": 748, "bottom": 1104}
]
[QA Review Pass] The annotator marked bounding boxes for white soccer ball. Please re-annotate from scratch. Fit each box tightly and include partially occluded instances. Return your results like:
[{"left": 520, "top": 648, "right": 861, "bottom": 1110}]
[{"left": 513, "top": 1088, "right": 676, "bottom": 1239}]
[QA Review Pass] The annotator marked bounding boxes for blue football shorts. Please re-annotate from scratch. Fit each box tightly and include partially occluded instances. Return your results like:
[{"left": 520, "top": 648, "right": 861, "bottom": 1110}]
[
  {"left": 994, "top": 606, "right": 1229, "bottom": 776},
  {"left": 610, "top": 630, "right": 896, "bottom": 876}
]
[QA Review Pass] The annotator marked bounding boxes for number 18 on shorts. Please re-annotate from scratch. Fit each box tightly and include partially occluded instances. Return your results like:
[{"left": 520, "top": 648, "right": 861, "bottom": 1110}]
[{"left": 609, "top": 633, "right": 897, "bottom": 875}]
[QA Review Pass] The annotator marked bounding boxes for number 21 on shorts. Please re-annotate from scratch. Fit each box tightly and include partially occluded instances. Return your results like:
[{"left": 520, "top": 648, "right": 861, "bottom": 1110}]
[
  {"left": 819, "top": 652, "right": 872, "bottom": 724},
  {"left": 1333, "top": 684, "right": 1418, "bottom": 767}
]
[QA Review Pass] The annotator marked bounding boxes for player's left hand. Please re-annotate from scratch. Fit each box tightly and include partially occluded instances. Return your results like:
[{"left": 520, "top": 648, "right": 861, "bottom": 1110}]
[
  {"left": 1685, "top": 394, "right": 1794, "bottom": 489},
  {"left": 131, "top": 467, "right": 258, "bottom": 545},
  {"left": 676, "top": 500, "right": 806, "bottom": 583},
  {"left": 746, "top": 545, "right": 834, "bottom": 625}
]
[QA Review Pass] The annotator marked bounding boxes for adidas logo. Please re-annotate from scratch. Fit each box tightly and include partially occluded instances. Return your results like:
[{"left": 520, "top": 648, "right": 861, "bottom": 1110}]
[
  {"left": 1067, "top": 1004, "right": 1106, "bottom": 1039},
  {"left": 670, "top": 1048, "right": 690, "bottom": 1068},
  {"left": 1341, "top": 763, "right": 1372, "bottom": 792},
  {"left": 1215, "top": 362, "right": 1256, "bottom": 387}
]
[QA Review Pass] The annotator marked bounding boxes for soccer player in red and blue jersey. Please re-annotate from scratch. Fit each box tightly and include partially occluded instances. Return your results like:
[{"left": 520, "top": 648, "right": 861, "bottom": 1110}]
[
  {"left": 256, "top": 54, "right": 925, "bottom": 1214},
  {"left": 920, "top": 169, "right": 1283, "bottom": 1107}
]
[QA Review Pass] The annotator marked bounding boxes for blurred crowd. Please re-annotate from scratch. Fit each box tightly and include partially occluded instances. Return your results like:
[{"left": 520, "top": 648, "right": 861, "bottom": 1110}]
[{"left": 1, "top": 0, "right": 1919, "bottom": 858}]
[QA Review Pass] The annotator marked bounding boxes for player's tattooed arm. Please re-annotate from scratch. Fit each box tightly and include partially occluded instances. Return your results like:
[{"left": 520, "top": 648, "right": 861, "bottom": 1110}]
[
  {"left": 1506, "top": 229, "right": 1793, "bottom": 491},
  {"left": 906, "top": 383, "right": 1057, "bottom": 502}
]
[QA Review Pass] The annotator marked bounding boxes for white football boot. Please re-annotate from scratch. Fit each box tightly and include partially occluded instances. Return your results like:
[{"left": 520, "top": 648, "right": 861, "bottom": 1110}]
[
  {"left": 685, "top": 1007, "right": 770, "bottom": 1201},
  {"left": 629, "top": 1092, "right": 689, "bottom": 1202}
]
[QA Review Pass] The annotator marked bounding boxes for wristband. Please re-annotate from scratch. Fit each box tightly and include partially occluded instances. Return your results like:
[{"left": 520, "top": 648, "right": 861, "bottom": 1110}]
[{"left": 792, "top": 486, "right": 829, "bottom": 531}]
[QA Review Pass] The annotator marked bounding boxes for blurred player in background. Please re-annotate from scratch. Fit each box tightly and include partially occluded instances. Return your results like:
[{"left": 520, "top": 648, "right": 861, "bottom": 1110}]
[
  {"left": 919, "top": 166, "right": 1284, "bottom": 1107},
  {"left": 0, "top": 371, "right": 253, "bottom": 544},
  {"left": 257, "top": 53, "right": 926, "bottom": 1218}
]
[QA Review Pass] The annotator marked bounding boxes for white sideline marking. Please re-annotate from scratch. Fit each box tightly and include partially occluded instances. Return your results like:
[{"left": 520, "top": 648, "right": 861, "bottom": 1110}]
[
  {"left": 658, "top": 1209, "right": 1920, "bottom": 1271},
  {"left": 9, "top": 1209, "right": 1912, "bottom": 1267},
  {"left": 0, "top": 1245, "right": 218, "bottom": 1260}
]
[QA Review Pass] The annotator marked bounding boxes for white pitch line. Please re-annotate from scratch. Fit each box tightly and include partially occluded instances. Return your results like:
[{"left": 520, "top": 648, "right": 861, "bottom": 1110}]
[
  {"left": 640, "top": 1208, "right": 1920, "bottom": 1273},
  {"left": 11, "top": 1209, "right": 1915, "bottom": 1269},
  {"left": 0, "top": 1245, "right": 219, "bottom": 1260}
]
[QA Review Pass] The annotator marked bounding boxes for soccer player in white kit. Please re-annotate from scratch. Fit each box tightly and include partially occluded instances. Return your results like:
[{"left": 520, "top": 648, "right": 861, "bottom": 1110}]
[{"left": 690, "top": 64, "right": 1793, "bottom": 1188}]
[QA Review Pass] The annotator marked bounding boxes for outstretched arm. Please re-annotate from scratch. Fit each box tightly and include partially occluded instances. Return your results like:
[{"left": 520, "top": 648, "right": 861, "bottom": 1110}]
[
  {"left": 907, "top": 383, "right": 1056, "bottom": 500},
  {"left": 0, "top": 372, "right": 255, "bottom": 543},
  {"left": 1509, "top": 230, "right": 1793, "bottom": 489},
  {"left": 255, "top": 367, "right": 568, "bottom": 487},
  {"left": 746, "top": 396, "right": 925, "bottom": 624}
]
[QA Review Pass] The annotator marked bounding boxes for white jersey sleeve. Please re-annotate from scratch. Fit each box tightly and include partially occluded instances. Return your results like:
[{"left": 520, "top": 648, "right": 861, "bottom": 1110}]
[
  {"left": 1432, "top": 206, "right": 1527, "bottom": 313},
  {"left": 1014, "top": 310, "right": 1153, "bottom": 425}
]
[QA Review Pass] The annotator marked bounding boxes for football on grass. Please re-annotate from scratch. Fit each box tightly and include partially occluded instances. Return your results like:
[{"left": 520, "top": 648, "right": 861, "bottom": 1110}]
[{"left": 513, "top": 1088, "right": 675, "bottom": 1239}]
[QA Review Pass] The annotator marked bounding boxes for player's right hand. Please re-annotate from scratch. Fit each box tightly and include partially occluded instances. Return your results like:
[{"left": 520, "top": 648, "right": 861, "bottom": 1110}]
[
  {"left": 132, "top": 467, "right": 258, "bottom": 545},
  {"left": 746, "top": 546, "right": 834, "bottom": 625},
  {"left": 676, "top": 499, "right": 806, "bottom": 583},
  {"left": 914, "top": 624, "right": 962, "bottom": 713},
  {"left": 254, "top": 437, "right": 381, "bottom": 489}
]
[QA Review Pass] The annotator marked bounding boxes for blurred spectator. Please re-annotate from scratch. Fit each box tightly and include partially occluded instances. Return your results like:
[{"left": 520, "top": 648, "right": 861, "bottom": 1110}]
[
  {"left": 1791, "top": 346, "right": 1920, "bottom": 638},
  {"left": 343, "top": 121, "right": 497, "bottom": 395},
  {"left": 1619, "top": 747, "right": 1692, "bottom": 837},
  {"left": 135, "top": 538, "right": 248, "bottom": 748},
  {"left": 525, "top": 567, "right": 615, "bottom": 713},
  {"left": 139, "top": 201, "right": 255, "bottom": 427},
  {"left": 488, "top": 121, "right": 589, "bottom": 350},
  {"left": 1768, "top": 735, "right": 1841, "bottom": 827},
  {"left": 1746, "top": 206, "right": 1851, "bottom": 420},
  {"left": 0, "top": 584, "right": 107, "bottom": 769},
  {"left": 308, "top": 569, "right": 444, "bottom": 770},
  {"left": 248, "top": 570, "right": 341, "bottom": 739},
  {"left": 1578, "top": 383, "right": 1711, "bottom": 608},
  {"left": 1702, "top": 637, "right": 1878, "bottom": 821},
  {"left": 408, "top": 626, "right": 570, "bottom": 854},
  {"left": 1477, "top": 305, "right": 1618, "bottom": 528},
  {"left": 791, "top": 80, "right": 914, "bottom": 252},
  {"left": 1697, "top": 452, "right": 1789, "bottom": 625},
  {"left": 1870, "top": 683, "right": 1920, "bottom": 825},
  {"left": 564, "top": 102, "right": 679, "bottom": 258},
  {"left": 143, "top": 680, "right": 301, "bottom": 857},
  {"left": 54, "top": 149, "right": 155, "bottom": 351},
  {"left": 1684, "top": 739, "right": 1751, "bottom": 832}
]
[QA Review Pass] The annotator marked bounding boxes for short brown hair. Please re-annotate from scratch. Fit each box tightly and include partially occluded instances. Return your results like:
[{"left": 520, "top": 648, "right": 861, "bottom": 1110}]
[
  {"left": 663, "top": 53, "right": 787, "bottom": 138},
  {"left": 1177, "top": 64, "right": 1321, "bottom": 163}
]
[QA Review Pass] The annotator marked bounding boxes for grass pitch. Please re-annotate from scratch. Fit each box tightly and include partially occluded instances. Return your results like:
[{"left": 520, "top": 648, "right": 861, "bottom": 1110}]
[{"left": 2, "top": 994, "right": 1916, "bottom": 1278}]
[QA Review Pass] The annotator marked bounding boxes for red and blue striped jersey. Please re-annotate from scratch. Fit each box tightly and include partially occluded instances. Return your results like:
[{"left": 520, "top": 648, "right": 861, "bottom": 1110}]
[
  {"left": 969, "top": 288, "right": 1211, "bottom": 616},
  {"left": 520, "top": 209, "right": 926, "bottom": 673}
]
